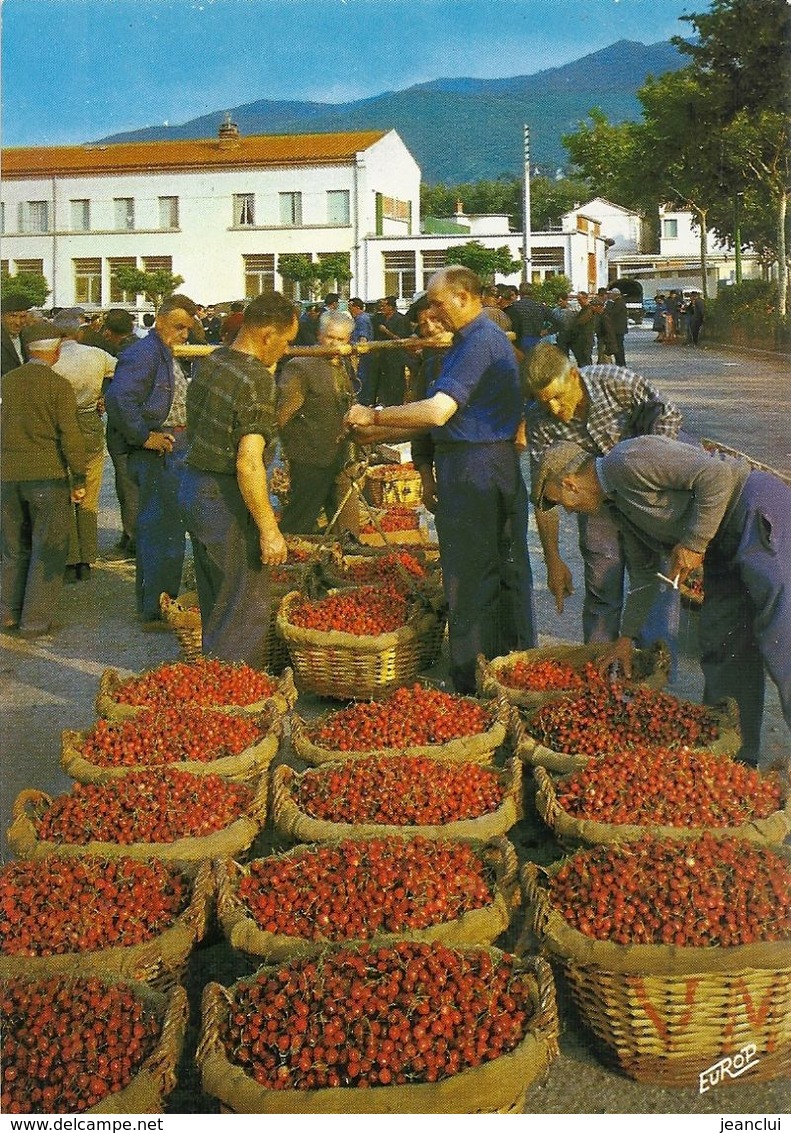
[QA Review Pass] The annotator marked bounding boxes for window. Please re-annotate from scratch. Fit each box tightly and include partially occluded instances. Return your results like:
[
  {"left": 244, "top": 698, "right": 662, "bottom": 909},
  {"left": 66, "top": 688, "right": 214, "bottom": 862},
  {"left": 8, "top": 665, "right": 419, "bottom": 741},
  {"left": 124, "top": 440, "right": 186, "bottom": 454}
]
[
  {"left": 109, "top": 257, "right": 137, "bottom": 303},
  {"left": 114, "top": 198, "right": 135, "bottom": 230},
  {"left": 142, "top": 255, "right": 172, "bottom": 273},
  {"left": 19, "top": 201, "right": 49, "bottom": 233},
  {"left": 158, "top": 196, "right": 179, "bottom": 229},
  {"left": 421, "top": 250, "right": 446, "bottom": 290},
  {"left": 14, "top": 259, "right": 44, "bottom": 276},
  {"left": 70, "top": 199, "right": 90, "bottom": 231},
  {"left": 233, "top": 193, "right": 255, "bottom": 226},
  {"left": 279, "top": 192, "right": 302, "bottom": 226},
  {"left": 327, "top": 190, "right": 350, "bottom": 226},
  {"left": 243, "top": 254, "right": 275, "bottom": 299},
  {"left": 74, "top": 259, "right": 102, "bottom": 305},
  {"left": 663, "top": 219, "right": 679, "bottom": 239},
  {"left": 383, "top": 251, "right": 417, "bottom": 302}
]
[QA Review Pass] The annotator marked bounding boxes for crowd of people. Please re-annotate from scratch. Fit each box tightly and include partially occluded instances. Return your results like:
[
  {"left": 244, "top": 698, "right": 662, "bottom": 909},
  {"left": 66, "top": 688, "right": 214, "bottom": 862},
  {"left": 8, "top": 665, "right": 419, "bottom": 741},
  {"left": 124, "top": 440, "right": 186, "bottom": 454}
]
[{"left": 0, "top": 271, "right": 787, "bottom": 765}]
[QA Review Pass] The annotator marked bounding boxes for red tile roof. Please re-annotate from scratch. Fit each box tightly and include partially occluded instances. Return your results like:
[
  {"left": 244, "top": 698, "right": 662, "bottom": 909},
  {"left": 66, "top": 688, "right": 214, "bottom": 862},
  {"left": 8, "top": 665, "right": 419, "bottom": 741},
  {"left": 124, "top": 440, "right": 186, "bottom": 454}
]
[{"left": 2, "top": 130, "right": 390, "bottom": 179}]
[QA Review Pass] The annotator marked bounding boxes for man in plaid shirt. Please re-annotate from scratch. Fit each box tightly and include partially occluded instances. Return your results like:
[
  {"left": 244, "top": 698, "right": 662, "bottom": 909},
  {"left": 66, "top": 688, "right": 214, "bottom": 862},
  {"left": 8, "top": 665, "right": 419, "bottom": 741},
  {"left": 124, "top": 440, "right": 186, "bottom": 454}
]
[{"left": 525, "top": 342, "right": 684, "bottom": 646}]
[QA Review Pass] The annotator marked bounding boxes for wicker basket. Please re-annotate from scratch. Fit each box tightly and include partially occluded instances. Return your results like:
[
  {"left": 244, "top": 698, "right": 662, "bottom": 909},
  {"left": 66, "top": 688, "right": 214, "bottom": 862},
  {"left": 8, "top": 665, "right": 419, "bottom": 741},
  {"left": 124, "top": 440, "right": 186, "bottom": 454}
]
[
  {"left": 197, "top": 948, "right": 558, "bottom": 1113},
  {"left": 275, "top": 589, "right": 444, "bottom": 700},
  {"left": 532, "top": 761, "right": 791, "bottom": 848},
  {"left": 60, "top": 706, "right": 282, "bottom": 785},
  {"left": 365, "top": 463, "right": 424, "bottom": 508},
  {"left": 215, "top": 834, "right": 520, "bottom": 964},
  {"left": 0, "top": 974, "right": 188, "bottom": 1114},
  {"left": 159, "top": 587, "right": 295, "bottom": 673},
  {"left": 271, "top": 754, "right": 523, "bottom": 844},
  {"left": 0, "top": 859, "right": 213, "bottom": 991},
  {"left": 7, "top": 772, "right": 270, "bottom": 864},
  {"left": 476, "top": 640, "right": 671, "bottom": 710},
  {"left": 290, "top": 689, "right": 510, "bottom": 766},
  {"left": 523, "top": 855, "right": 791, "bottom": 1086},
  {"left": 95, "top": 664, "right": 296, "bottom": 722},
  {"left": 515, "top": 695, "right": 742, "bottom": 774}
]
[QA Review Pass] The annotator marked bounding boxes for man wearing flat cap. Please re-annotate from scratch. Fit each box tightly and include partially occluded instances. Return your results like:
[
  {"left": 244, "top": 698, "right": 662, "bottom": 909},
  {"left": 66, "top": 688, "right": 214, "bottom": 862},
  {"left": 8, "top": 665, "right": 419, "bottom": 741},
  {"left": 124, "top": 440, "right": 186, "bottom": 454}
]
[
  {"left": 1, "top": 321, "right": 87, "bottom": 638},
  {"left": 2, "top": 295, "right": 33, "bottom": 375},
  {"left": 535, "top": 435, "right": 791, "bottom": 767}
]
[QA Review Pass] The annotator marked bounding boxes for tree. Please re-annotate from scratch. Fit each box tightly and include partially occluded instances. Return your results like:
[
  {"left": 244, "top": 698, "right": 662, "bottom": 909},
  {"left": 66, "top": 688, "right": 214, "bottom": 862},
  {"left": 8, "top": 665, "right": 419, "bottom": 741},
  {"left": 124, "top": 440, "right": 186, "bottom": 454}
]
[
  {"left": 1, "top": 269, "right": 50, "bottom": 308},
  {"left": 444, "top": 242, "right": 522, "bottom": 284},
  {"left": 277, "top": 253, "right": 352, "bottom": 300},
  {"left": 111, "top": 266, "right": 185, "bottom": 306}
]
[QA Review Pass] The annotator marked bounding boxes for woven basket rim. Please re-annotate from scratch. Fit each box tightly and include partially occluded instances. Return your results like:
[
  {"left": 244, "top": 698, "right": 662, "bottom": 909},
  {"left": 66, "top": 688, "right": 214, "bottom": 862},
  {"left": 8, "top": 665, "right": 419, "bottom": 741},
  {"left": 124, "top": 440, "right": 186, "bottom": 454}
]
[{"left": 276, "top": 588, "right": 437, "bottom": 650}]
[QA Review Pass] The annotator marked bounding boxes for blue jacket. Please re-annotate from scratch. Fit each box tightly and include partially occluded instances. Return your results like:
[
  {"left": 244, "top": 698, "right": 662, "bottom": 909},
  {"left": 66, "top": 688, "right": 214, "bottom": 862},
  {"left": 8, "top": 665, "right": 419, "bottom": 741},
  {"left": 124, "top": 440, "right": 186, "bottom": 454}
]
[{"left": 105, "top": 331, "right": 174, "bottom": 452}]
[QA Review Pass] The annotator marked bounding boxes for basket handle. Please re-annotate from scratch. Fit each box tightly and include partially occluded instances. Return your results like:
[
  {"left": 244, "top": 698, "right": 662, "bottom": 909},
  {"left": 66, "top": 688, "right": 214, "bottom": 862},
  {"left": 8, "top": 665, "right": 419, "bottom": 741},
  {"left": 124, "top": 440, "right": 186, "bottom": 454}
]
[
  {"left": 196, "top": 982, "right": 232, "bottom": 1069},
  {"left": 12, "top": 788, "right": 51, "bottom": 822},
  {"left": 533, "top": 765, "right": 564, "bottom": 826},
  {"left": 490, "top": 835, "right": 521, "bottom": 910},
  {"left": 145, "top": 985, "right": 189, "bottom": 1095}
]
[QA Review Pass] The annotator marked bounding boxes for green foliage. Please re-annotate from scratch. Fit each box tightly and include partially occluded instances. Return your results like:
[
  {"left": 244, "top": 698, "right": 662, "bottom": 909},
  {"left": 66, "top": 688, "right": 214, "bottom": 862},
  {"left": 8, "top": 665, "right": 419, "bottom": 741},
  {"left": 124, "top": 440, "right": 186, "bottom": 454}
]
[
  {"left": 531, "top": 276, "right": 573, "bottom": 307},
  {"left": 705, "top": 280, "right": 789, "bottom": 349},
  {"left": 421, "top": 175, "right": 592, "bottom": 233},
  {"left": 444, "top": 242, "right": 522, "bottom": 284},
  {"left": 1, "top": 269, "right": 50, "bottom": 307},
  {"left": 278, "top": 253, "right": 352, "bottom": 299},
  {"left": 111, "top": 266, "right": 184, "bottom": 304}
]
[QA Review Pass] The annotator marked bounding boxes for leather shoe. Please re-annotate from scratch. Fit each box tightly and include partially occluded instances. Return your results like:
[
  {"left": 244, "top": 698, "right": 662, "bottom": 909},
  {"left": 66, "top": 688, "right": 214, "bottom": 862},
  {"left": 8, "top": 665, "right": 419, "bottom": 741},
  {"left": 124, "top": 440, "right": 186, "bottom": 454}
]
[
  {"left": 64, "top": 565, "right": 79, "bottom": 584},
  {"left": 77, "top": 563, "right": 91, "bottom": 581}
]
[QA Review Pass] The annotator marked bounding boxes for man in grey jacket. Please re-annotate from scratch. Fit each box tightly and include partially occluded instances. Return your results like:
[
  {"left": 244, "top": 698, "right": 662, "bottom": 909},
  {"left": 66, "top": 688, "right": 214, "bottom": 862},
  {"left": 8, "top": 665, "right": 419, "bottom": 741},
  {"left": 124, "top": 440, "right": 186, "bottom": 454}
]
[{"left": 534, "top": 434, "right": 791, "bottom": 766}]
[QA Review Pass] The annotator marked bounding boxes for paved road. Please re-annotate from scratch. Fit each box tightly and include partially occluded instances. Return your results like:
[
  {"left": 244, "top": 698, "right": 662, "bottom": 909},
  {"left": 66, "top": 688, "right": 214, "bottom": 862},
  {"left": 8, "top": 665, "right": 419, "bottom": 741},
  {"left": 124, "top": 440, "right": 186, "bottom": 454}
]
[{"left": 0, "top": 329, "right": 788, "bottom": 1115}]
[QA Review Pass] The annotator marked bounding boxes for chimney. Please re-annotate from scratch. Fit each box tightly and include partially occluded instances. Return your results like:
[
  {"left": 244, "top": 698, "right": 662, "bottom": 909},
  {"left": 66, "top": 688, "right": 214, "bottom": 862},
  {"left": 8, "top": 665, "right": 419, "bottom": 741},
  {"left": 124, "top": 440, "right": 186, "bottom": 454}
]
[{"left": 218, "top": 112, "right": 241, "bottom": 148}]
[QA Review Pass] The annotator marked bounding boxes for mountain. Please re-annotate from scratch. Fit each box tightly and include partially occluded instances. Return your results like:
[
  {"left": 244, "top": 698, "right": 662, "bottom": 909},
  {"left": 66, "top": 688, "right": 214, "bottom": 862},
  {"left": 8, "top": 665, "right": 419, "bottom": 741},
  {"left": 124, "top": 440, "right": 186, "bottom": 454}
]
[{"left": 98, "top": 39, "right": 685, "bottom": 183}]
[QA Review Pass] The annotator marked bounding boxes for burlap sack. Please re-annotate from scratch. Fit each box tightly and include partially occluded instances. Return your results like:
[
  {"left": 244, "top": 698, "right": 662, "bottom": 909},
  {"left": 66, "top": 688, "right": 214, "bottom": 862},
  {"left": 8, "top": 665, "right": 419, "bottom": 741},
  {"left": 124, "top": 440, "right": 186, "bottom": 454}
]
[
  {"left": 0, "top": 859, "right": 213, "bottom": 987},
  {"left": 533, "top": 761, "right": 791, "bottom": 847},
  {"left": 95, "top": 665, "right": 296, "bottom": 722},
  {"left": 60, "top": 707, "right": 281, "bottom": 784},
  {"left": 476, "top": 640, "right": 671, "bottom": 710},
  {"left": 214, "top": 835, "right": 520, "bottom": 963},
  {"left": 271, "top": 755, "right": 523, "bottom": 844},
  {"left": 7, "top": 773, "right": 269, "bottom": 864},
  {"left": 289, "top": 691, "right": 510, "bottom": 767},
  {"left": 197, "top": 949, "right": 558, "bottom": 1113}
]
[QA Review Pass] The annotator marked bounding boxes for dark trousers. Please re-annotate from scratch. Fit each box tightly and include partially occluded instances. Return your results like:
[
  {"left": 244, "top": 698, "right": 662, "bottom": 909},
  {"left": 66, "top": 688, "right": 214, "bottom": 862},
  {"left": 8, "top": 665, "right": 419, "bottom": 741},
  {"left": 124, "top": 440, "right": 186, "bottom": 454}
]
[
  {"left": 613, "top": 334, "right": 626, "bottom": 367},
  {"left": 279, "top": 454, "right": 347, "bottom": 536},
  {"left": 700, "top": 470, "right": 791, "bottom": 762},
  {"left": 1, "top": 478, "right": 71, "bottom": 634},
  {"left": 434, "top": 443, "right": 537, "bottom": 693},
  {"left": 128, "top": 438, "right": 187, "bottom": 620},
  {"left": 110, "top": 450, "right": 139, "bottom": 542},
  {"left": 179, "top": 467, "right": 273, "bottom": 669}
]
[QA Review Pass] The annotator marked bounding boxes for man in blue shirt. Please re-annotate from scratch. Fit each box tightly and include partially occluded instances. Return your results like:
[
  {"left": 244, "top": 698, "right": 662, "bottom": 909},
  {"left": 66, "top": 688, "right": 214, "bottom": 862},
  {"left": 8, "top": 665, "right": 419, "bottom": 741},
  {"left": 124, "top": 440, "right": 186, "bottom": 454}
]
[
  {"left": 349, "top": 297, "right": 375, "bottom": 404},
  {"left": 346, "top": 266, "right": 536, "bottom": 692}
]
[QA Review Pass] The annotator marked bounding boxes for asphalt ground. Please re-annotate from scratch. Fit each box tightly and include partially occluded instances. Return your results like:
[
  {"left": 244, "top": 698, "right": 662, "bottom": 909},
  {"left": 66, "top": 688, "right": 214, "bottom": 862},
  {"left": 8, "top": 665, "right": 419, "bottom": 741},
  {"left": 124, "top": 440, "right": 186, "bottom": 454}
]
[{"left": 0, "top": 326, "right": 789, "bottom": 1115}]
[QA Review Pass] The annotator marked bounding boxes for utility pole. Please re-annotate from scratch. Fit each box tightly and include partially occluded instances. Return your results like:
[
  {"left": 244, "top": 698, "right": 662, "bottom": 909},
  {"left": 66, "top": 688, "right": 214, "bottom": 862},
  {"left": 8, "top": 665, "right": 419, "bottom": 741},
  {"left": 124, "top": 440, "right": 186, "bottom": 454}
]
[
  {"left": 522, "top": 125, "right": 532, "bottom": 285},
  {"left": 734, "top": 193, "right": 743, "bottom": 284}
]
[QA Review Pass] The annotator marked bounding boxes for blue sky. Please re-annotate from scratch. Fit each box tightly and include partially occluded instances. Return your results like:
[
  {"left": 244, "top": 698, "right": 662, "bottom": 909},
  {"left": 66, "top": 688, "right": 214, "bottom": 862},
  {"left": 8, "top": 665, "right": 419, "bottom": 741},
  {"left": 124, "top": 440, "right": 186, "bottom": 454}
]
[{"left": 2, "top": 0, "right": 702, "bottom": 147}]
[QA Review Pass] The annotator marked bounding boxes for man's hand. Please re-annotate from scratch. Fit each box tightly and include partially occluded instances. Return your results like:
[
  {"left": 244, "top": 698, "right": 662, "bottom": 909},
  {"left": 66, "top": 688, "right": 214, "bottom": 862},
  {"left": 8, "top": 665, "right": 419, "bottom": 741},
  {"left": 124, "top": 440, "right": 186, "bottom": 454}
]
[
  {"left": 259, "top": 527, "right": 288, "bottom": 566},
  {"left": 669, "top": 544, "right": 705, "bottom": 585},
  {"left": 546, "top": 558, "right": 574, "bottom": 614},
  {"left": 345, "top": 404, "right": 375, "bottom": 429},
  {"left": 143, "top": 431, "right": 175, "bottom": 455},
  {"left": 595, "top": 635, "right": 635, "bottom": 679},
  {"left": 71, "top": 487, "right": 87, "bottom": 505}
]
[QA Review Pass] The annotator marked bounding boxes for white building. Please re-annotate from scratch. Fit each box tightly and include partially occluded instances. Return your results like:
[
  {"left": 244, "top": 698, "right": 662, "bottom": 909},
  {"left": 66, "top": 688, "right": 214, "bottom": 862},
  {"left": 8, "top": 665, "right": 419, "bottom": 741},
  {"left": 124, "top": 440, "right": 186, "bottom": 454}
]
[
  {"left": 1, "top": 121, "right": 608, "bottom": 309},
  {"left": 562, "top": 197, "right": 649, "bottom": 255}
]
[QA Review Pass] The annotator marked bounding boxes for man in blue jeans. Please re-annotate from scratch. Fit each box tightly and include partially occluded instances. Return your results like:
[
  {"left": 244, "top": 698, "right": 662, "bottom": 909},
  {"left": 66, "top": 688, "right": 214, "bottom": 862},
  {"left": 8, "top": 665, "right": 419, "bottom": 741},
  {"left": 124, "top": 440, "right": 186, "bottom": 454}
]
[
  {"left": 346, "top": 266, "right": 536, "bottom": 693},
  {"left": 105, "top": 294, "right": 198, "bottom": 629}
]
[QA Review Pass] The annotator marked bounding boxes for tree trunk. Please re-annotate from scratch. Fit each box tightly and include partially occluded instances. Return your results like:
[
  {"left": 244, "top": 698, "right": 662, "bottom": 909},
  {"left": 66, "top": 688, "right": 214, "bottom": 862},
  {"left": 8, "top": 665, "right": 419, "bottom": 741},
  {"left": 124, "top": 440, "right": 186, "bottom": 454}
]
[{"left": 777, "top": 190, "right": 788, "bottom": 319}]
